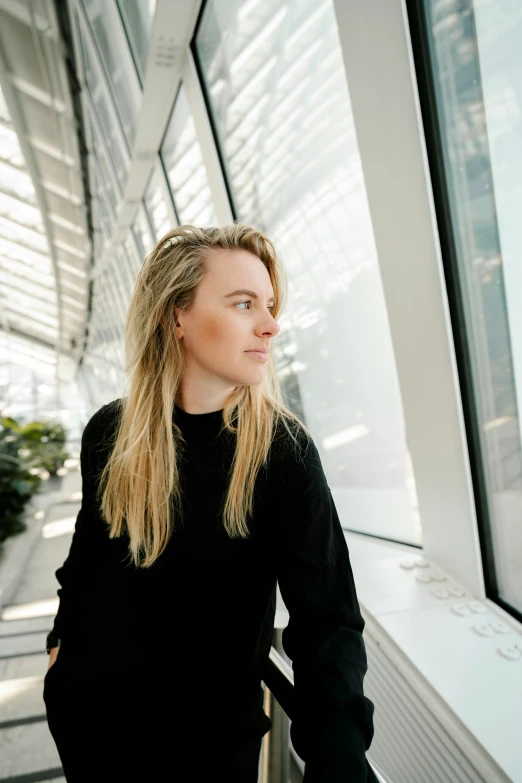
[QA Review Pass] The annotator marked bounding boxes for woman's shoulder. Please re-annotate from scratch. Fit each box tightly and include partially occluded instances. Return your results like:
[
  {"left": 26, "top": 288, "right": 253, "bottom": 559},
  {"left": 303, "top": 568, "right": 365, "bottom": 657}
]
[
  {"left": 269, "top": 413, "right": 315, "bottom": 482},
  {"left": 82, "top": 398, "right": 123, "bottom": 452}
]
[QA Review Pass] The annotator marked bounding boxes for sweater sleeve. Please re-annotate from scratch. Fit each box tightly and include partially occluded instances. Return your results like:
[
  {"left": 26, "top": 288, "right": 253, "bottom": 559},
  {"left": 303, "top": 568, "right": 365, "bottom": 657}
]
[
  {"left": 277, "top": 433, "right": 375, "bottom": 783},
  {"left": 49, "top": 404, "right": 112, "bottom": 641}
]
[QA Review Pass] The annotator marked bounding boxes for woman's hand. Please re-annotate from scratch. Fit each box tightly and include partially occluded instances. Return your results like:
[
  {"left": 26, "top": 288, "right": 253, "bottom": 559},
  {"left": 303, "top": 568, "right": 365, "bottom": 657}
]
[{"left": 47, "top": 646, "right": 60, "bottom": 670}]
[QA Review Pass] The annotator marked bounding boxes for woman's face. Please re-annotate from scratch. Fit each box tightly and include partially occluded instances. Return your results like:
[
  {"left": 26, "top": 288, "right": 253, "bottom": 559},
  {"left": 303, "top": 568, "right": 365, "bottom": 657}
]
[{"left": 175, "top": 249, "right": 280, "bottom": 392}]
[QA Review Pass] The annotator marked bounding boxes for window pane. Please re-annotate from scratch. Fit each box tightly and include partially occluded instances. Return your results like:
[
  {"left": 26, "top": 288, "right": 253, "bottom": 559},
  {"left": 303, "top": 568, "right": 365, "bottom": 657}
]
[
  {"left": 82, "top": 0, "right": 141, "bottom": 145},
  {"left": 0, "top": 125, "right": 24, "bottom": 167},
  {"left": 117, "top": 0, "right": 157, "bottom": 79},
  {"left": 0, "top": 216, "right": 48, "bottom": 255},
  {"left": 422, "top": 0, "right": 522, "bottom": 613},
  {"left": 133, "top": 204, "right": 154, "bottom": 259},
  {"left": 161, "top": 84, "right": 218, "bottom": 226},
  {"left": 145, "top": 163, "right": 176, "bottom": 240},
  {"left": 77, "top": 17, "right": 130, "bottom": 187},
  {"left": 123, "top": 231, "right": 143, "bottom": 277},
  {"left": 195, "top": 0, "right": 421, "bottom": 544}
]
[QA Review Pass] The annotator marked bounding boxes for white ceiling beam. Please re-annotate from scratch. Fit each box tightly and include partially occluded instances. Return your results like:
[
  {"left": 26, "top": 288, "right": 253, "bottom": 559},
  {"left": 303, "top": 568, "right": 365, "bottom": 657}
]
[
  {"left": 0, "top": 46, "right": 63, "bottom": 366},
  {"left": 90, "top": 0, "right": 204, "bottom": 275},
  {"left": 119, "top": 0, "right": 202, "bottom": 228}
]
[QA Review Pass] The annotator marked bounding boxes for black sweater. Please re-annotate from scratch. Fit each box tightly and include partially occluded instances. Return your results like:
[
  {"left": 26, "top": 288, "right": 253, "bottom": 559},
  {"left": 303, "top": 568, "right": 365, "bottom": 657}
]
[{"left": 51, "top": 399, "right": 375, "bottom": 781}]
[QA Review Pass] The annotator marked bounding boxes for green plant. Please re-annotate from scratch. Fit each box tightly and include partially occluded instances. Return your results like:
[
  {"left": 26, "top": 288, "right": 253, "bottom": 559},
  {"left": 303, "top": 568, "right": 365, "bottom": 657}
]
[
  {"left": 0, "top": 419, "right": 42, "bottom": 544},
  {"left": 17, "top": 420, "right": 69, "bottom": 476},
  {"left": 0, "top": 415, "right": 70, "bottom": 548}
]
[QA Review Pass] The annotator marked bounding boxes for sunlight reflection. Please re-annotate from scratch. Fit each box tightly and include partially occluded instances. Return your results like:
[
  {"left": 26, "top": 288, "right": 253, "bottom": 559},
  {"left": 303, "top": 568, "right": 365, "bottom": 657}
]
[
  {"left": 1, "top": 598, "right": 58, "bottom": 621},
  {"left": 42, "top": 516, "right": 76, "bottom": 539},
  {"left": 0, "top": 675, "right": 44, "bottom": 708},
  {"left": 323, "top": 424, "right": 370, "bottom": 451}
]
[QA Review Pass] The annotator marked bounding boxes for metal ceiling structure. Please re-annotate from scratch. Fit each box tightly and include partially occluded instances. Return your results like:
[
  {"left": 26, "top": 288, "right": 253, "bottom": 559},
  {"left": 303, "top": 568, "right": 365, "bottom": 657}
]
[{"left": 0, "top": 0, "right": 89, "bottom": 387}]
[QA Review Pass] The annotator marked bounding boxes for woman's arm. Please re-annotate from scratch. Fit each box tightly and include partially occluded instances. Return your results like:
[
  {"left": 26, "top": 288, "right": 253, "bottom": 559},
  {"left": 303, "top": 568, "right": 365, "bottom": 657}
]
[
  {"left": 277, "top": 434, "right": 375, "bottom": 782},
  {"left": 48, "top": 404, "right": 112, "bottom": 648}
]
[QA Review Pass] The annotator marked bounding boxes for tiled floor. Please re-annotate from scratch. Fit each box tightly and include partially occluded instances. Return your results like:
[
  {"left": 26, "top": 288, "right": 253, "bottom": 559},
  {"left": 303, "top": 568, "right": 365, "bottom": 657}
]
[{"left": 0, "top": 466, "right": 82, "bottom": 782}]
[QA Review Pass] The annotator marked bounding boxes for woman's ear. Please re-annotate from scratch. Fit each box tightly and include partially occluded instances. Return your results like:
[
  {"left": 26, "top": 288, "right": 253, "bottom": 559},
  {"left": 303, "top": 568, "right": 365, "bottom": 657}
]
[{"left": 159, "top": 310, "right": 180, "bottom": 330}]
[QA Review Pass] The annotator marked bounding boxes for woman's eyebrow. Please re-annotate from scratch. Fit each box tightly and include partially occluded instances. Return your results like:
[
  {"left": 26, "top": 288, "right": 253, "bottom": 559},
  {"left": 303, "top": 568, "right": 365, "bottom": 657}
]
[{"left": 224, "top": 289, "right": 275, "bottom": 302}]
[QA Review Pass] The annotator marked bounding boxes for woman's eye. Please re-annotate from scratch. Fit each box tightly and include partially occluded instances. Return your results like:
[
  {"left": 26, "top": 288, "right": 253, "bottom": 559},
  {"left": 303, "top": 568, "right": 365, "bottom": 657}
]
[{"left": 236, "top": 300, "right": 275, "bottom": 312}]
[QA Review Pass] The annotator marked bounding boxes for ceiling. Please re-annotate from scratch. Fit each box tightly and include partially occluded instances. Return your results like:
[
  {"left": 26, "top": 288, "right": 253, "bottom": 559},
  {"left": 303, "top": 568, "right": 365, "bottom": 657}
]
[{"left": 0, "top": 0, "right": 89, "bottom": 384}]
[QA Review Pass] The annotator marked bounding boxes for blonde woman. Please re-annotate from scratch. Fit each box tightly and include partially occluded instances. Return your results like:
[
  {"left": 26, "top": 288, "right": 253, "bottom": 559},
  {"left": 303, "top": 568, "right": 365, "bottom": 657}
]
[{"left": 43, "top": 224, "right": 375, "bottom": 782}]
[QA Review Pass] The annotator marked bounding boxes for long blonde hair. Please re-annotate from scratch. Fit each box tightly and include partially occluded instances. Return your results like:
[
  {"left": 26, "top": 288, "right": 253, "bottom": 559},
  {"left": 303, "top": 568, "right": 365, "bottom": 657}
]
[{"left": 97, "top": 223, "right": 310, "bottom": 568}]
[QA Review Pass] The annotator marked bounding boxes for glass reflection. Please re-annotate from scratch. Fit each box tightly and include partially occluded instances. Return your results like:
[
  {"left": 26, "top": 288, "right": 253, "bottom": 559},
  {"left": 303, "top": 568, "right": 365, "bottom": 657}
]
[
  {"left": 82, "top": 0, "right": 141, "bottom": 145},
  {"left": 145, "top": 163, "right": 176, "bottom": 240},
  {"left": 118, "top": 0, "right": 157, "bottom": 79},
  {"left": 77, "top": 16, "right": 130, "bottom": 186},
  {"left": 422, "top": 0, "right": 522, "bottom": 612},
  {"left": 196, "top": 0, "right": 421, "bottom": 544},
  {"left": 161, "top": 84, "right": 217, "bottom": 226},
  {"left": 133, "top": 205, "right": 154, "bottom": 259}
]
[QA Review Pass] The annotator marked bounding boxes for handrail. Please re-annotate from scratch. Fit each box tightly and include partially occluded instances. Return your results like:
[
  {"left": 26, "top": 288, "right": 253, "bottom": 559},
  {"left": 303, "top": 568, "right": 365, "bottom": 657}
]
[{"left": 263, "top": 647, "right": 389, "bottom": 783}]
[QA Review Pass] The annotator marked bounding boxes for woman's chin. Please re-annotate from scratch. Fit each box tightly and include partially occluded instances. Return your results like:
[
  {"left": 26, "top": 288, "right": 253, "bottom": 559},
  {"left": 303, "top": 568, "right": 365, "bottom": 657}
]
[{"left": 230, "top": 371, "right": 266, "bottom": 387}]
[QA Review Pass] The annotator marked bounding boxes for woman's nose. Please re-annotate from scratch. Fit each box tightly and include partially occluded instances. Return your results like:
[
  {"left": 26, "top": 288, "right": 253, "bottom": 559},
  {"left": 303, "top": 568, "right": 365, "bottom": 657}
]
[{"left": 263, "top": 317, "right": 280, "bottom": 337}]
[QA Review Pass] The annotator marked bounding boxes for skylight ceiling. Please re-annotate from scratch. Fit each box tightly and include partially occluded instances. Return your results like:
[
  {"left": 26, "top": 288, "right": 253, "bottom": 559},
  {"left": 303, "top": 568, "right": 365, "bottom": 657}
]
[{"left": 0, "top": 0, "right": 89, "bottom": 382}]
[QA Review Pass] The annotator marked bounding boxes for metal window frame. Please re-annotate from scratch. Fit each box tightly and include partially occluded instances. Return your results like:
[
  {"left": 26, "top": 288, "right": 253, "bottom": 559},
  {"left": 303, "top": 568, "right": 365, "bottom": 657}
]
[
  {"left": 78, "top": 0, "right": 142, "bottom": 146},
  {"left": 332, "top": 0, "right": 484, "bottom": 596}
]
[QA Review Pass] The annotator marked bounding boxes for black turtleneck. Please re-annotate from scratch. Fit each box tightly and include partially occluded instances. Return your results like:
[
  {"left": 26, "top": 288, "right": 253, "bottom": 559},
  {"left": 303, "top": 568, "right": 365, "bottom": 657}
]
[{"left": 49, "top": 399, "right": 375, "bottom": 781}]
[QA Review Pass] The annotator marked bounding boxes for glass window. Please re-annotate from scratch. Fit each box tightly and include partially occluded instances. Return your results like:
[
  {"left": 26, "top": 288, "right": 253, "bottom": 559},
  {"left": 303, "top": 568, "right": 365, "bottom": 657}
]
[
  {"left": 133, "top": 205, "right": 154, "bottom": 259},
  {"left": 0, "top": 216, "right": 48, "bottom": 255},
  {"left": 421, "top": 0, "right": 522, "bottom": 613},
  {"left": 145, "top": 162, "right": 176, "bottom": 240},
  {"left": 0, "top": 160, "right": 37, "bottom": 205},
  {"left": 117, "top": 0, "right": 157, "bottom": 80},
  {"left": 195, "top": 0, "right": 421, "bottom": 545},
  {"left": 81, "top": 0, "right": 141, "bottom": 145},
  {"left": 123, "top": 231, "right": 143, "bottom": 278},
  {"left": 0, "top": 189, "right": 44, "bottom": 233},
  {"left": 0, "top": 124, "right": 25, "bottom": 167},
  {"left": 89, "top": 110, "right": 122, "bottom": 216},
  {"left": 105, "top": 264, "right": 129, "bottom": 326},
  {"left": 77, "top": 15, "right": 130, "bottom": 186},
  {"left": 90, "top": 154, "right": 117, "bottom": 249},
  {"left": 115, "top": 247, "right": 135, "bottom": 297},
  {"left": 0, "top": 332, "right": 61, "bottom": 421},
  {"left": 161, "top": 84, "right": 218, "bottom": 226}
]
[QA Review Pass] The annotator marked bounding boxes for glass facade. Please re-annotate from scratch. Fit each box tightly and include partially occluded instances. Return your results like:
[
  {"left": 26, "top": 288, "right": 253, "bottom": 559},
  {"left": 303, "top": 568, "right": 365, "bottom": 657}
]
[
  {"left": 145, "top": 162, "right": 177, "bottom": 240},
  {"left": 4, "top": 0, "right": 521, "bottom": 614},
  {"left": 422, "top": 0, "right": 522, "bottom": 613},
  {"left": 161, "top": 84, "right": 218, "bottom": 226},
  {"left": 77, "top": 12, "right": 131, "bottom": 187},
  {"left": 0, "top": 84, "right": 61, "bottom": 416},
  {"left": 72, "top": 1, "right": 155, "bottom": 401},
  {"left": 195, "top": 0, "right": 421, "bottom": 545},
  {"left": 132, "top": 205, "right": 155, "bottom": 260},
  {"left": 117, "top": 0, "right": 157, "bottom": 80},
  {"left": 82, "top": 0, "right": 142, "bottom": 147}
]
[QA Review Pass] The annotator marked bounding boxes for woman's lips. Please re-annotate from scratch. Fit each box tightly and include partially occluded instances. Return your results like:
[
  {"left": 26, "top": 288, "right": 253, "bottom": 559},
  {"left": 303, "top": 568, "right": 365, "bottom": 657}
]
[{"left": 245, "top": 351, "right": 269, "bottom": 362}]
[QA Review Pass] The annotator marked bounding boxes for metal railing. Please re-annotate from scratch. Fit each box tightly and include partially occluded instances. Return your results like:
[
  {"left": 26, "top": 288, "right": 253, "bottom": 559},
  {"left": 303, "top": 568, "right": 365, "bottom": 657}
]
[{"left": 261, "top": 634, "right": 389, "bottom": 783}]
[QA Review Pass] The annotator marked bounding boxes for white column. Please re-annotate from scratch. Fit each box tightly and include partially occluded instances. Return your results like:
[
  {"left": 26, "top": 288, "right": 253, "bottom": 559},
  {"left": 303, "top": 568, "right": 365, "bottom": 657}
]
[{"left": 332, "top": 0, "right": 484, "bottom": 595}]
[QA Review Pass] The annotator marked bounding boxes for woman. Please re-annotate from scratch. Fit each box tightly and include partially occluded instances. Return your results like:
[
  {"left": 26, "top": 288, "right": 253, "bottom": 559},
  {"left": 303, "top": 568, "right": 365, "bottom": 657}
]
[{"left": 43, "top": 224, "right": 375, "bottom": 782}]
